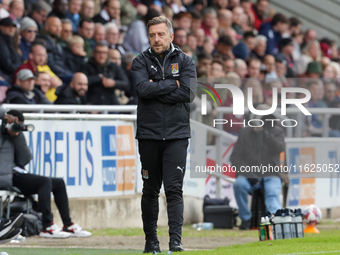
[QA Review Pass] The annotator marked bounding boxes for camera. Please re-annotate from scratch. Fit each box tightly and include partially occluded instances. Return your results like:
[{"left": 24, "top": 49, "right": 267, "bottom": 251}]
[
  {"left": 261, "top": 114, "right": 278, "bottom": 129},
  {"left": 5, "top": 123, "right": 35, "bottom": 132}
]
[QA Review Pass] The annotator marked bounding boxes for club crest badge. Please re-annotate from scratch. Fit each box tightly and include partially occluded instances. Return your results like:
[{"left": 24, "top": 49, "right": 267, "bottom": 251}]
[
  {"left": 171, "top": 63, "right": 179, "bottom": 74},
  {"left": 142, "top": 169, "right": 149, "bottom": 179}
]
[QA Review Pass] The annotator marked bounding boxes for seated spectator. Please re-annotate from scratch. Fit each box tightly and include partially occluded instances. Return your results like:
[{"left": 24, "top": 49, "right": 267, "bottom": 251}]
[
  {"left": 89, "top": 23, "right": 106, "bottom": 50},
  {"left": 93, "top": 0, "right": 121, "bottom": 25},
  {"left": 34, "top": 71, "right": 52, "bottom": 97},
  {"left": 264, "top": 54, "right": 278, "bottom": 79},
  {"left": 217, "top": 9, "right": 233, "bottom": 30},
  {"left": 121, "top": 52, "right": 137, "bottom": 105},
  {"left": 232, "top": 42, "right": 250, "bottom": 60},
  {"left": 173, "top": 11, "right": 192, "bottom": 33},
  {"left": 29, "top": 1, "right": 51, "bottom": 31},
  {"left": 201, "top": 8, "right": 218, "bottom": 45},
  {"left": 105, "top": 22, "right": 125, "bottom": 55},
  {"left": 249, "top": 35, "right": 267, "bottom": 61},
  {"left": 36, "top": 16, "right": 73, "bottom": 78},
  {"left": 48, "top": 0, "right": 68, "bottom": 20},
  {"left": 173, "top": 28, "right": 187, "bottom": 49},
  {"left": 197, "top": 52, "right": 212, "bottom": 75},
  {"left": 78, "top": 18, "right": 94, "bottom": 58},
  {"left": 259, "top": 13, "right": 288, "bottom": 55},
  {"left": 225, "top": 58, "right": 235, "bottom": 73},
  {"left": 304, "top": 80, "right": 340, "bottom": 137},
  {"left": 305, "top": 62, "right": 322, "bottom": 79},
  {"left": 247, "top": 58, "right": 261, "bottom": 78},
  {"left": 4, "top": 69, "right": 51, "bottom": 104},
  {"left": 55, "top": 72, "right": 88, "bottom": 104},
  {"left": 9, "top": 0, "right": 24, "bottom": 24},
  {"left": 123, "top": 8, "right": 160, "bottom": 54},
  {"left": 64, "top": 35, "right": 87, "bottom": 72},
  {"left": 213, "top": 34, "right": 234, "bottom": 60},
  {"left": 5, "top": 110, "right": 91, "bottom": 238},
  {"left": 109, "top": 48, "right": 121, "bottom": 66},
  {"left": 203, "top": 36, "right": 214, "bottom": 55},
  {"left": 251, "top": 0, "right": 270, "bottom": 31},
  {"left": 275, "top": 38, "right": 295, "bottom": 77},
  {"left": 81, "top": 41, "right": 129, "bottom": 105},
  {"left": 231, "top": 6, "right": 244, "bottom": 37},
  {"left": 295, "top": 40, "right": 321, "bottom": 76},
  {"left": 193, "top": 28, "right": 205, "bottom": 53},
  {"left": 243, "top": 31, "right": 256, "bottom": 52},
  {"left": 14, "top": 43, "right": 63, "bottom": 101},
  {"left": 0, "top": 17, "right": 22, "bottom": 83},
  {"left": 80, "top": 0, "right": 95, "bottom": 20},
  {"left": 65, "top": 0, "right": 82, "bottom": 32},
  {"left": 234, "top": 58, "right": 248, "bottom": 78},
  {"left": 59, "top": 19, "right": 73, "bottom": 48},
  {"left": 19, "top": 17, "right": 38, "bottom": 62},
  {"left": 231, "top": 104, "right": 284, "bottom": 230}
]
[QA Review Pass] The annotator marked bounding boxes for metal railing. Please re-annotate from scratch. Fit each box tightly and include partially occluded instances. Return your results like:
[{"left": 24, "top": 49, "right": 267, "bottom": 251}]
[{"left": 1, "top": 104, "right": 138, "bottom": 114}]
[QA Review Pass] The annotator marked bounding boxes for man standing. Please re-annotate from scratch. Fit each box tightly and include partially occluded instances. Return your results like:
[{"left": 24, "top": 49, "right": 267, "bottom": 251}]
[{"left": 131, "top": 16, "right": 196, "bottom": 253}]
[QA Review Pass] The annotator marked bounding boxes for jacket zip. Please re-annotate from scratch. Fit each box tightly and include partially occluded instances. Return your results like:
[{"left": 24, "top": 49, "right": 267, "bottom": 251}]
[{"left": 151, "top": 52, "right": 171, "bottom": 140}]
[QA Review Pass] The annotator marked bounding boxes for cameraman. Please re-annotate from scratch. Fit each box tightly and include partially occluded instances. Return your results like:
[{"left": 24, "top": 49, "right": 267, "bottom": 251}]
[
  {"left": 4, "top": 110, "right": 91, "bottom": 238},
  {"left": 230, "top": 104, "right": 285, "bottom": 230}
]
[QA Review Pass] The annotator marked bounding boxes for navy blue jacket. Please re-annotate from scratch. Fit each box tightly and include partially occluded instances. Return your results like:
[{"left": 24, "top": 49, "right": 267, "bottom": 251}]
[
  {"left": 19, "top": 37, "right": 31, "bottom": 63},
  {"left": 259, "top": 22, "right": 282, "bottom": 55}
]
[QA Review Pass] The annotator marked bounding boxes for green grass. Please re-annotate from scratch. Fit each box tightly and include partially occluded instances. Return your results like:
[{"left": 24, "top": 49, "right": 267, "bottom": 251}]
[
  {"left": 182, "top": 230, "right": 340, "bottom": 255},
  {"left": 2, "top": 225, "right": 340, "bottom": 255}
]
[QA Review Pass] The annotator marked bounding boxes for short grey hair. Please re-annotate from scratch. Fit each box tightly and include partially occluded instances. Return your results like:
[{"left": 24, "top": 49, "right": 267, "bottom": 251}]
[
  {"left": 255, "top": 35, "right": 267, "bottom": 46},
  {"left": 147, "top": 16, "right": 173, "bottom": 35},
  {"left": 61, "top": 18, "right": 72, "bottom": 25},
  {"left": 32, "top": 1, "right": 52, "bottom": 13},
  {"left": 104, "top": 22, "right": 118, "bottom": 32},
  {"left": 203, "top": 7, "right": 217, "bottom": 17}
]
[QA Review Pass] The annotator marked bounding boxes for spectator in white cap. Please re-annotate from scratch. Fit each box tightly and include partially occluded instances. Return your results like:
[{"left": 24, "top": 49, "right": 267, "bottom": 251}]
[
  {"left": 19, "top": 17, "right": 38, "bottom": 62},
  {"left": 4, "top": 69, "right": 51, "bottom": 104}
]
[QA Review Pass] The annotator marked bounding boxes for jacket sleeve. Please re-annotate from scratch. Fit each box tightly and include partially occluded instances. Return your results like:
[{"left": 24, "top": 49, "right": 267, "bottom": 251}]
[
  {"left": 10, "top": 132, "right": 33, "bottom": 167},
  {"left": 80, "top": 65, "right": 101, "bottom": 87},
  {"left": 263, "top": 126, "right": 285, "bottom": 155},
  {"left": 131, "top": 56, "right": 178, "bottom": 98},
  {"left": 156, "top": 55, "right": 197, "bottom": 104},
  {"left": 114, "top": 65, "right": 130, "bottom": 92},
  {"left": 0, "top": 44, "right": 20, "bottom": 75}
]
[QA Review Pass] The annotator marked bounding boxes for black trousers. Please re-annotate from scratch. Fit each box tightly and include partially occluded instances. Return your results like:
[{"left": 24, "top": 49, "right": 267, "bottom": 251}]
[
  {"left": 12, "top": 172, "right": 72, "bottom": 229},
  {"left": 138, "top": 138, "right": 189, "bottom": 242}
]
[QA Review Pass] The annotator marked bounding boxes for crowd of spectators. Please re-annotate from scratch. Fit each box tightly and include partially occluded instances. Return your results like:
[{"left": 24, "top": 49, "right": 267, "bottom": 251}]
[{"left": 0, "top": 0, "right": 339, "bottom": 137}]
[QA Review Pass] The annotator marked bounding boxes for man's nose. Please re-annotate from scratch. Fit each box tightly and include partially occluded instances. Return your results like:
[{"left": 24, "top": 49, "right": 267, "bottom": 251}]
[{"left": 155, "top": 35, "right": 160, "bottom": 42}]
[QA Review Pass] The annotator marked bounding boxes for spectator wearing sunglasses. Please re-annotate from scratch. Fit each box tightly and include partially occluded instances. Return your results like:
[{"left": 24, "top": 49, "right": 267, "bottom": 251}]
[{"left": 19, "top": 17, "right": 38, "bottom": 62}]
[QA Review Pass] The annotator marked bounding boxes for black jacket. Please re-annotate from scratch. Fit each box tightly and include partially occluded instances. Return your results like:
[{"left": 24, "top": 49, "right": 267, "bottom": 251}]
[
  {"left": 54, "top": 84, "right": 87, "bottom": 105},
  {"left": 0, "top": 31, "right": 22, "bottom": 83},
  {"left": 64, "top": 48, "right": 86, "bottom": 73},
  {"left": 230, "top": 126, "right": 285, "bottom": 180},
  {"left": 36, "top": 31, "right": 72, "bottom": 77},
  {"left": 131, "top": 44, "right": 197, "bottom": 140},
  {"left": 4, "top": 84, "right": 51, "bottom": 104},
  {"left": 80, "top": 58, "right": 129, "bottom": 105},
  {"left": 92, "top": 14, "right": 107, "bottom": 24}
]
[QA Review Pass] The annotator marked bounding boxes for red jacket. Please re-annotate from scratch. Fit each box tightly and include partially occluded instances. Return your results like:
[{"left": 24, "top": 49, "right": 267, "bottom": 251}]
[{"left": 251, "top": 3, "right": 270, "bottom": 31}]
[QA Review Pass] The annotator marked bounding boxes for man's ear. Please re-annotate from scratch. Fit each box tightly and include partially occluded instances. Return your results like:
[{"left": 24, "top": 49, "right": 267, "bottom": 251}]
[
  {"left": 28, "top": 52, "right": 33, "bottom": 60},
  {"left": 169, "top": 33, "right": 174, "bottom": 43}
]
